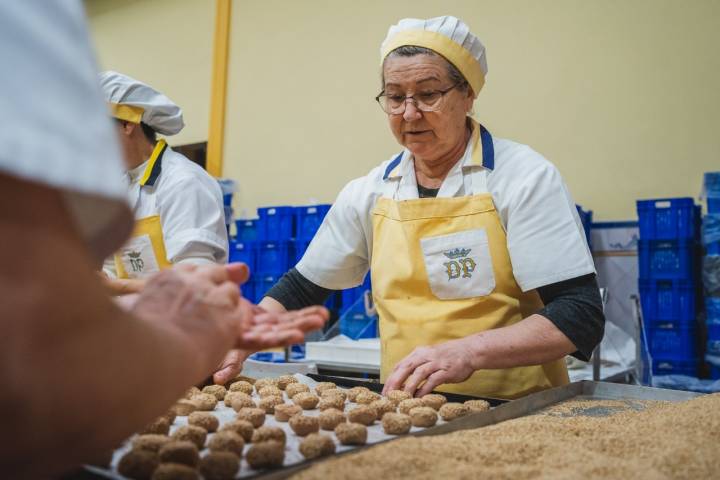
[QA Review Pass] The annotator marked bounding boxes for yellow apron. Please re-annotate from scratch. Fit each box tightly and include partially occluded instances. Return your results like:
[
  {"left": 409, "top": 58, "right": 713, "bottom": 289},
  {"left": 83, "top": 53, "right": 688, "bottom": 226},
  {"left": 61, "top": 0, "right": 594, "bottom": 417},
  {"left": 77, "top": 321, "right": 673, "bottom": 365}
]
[
  {"left": 114, "top": 140, "right": 172, "bottom": 279},
  {"left": 371, "top": 123, "right": 569, "bottom": 399}
]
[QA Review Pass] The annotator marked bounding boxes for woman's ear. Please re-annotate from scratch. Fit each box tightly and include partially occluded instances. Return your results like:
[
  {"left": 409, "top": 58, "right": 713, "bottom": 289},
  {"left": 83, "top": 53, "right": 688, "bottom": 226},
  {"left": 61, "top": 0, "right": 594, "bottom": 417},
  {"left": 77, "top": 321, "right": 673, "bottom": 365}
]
[
  {"left": 120, "top": 121, "right": 138, "bottom": 137},
  {"left": 465, "top": 89, "right": 475, "bottom": 115}
]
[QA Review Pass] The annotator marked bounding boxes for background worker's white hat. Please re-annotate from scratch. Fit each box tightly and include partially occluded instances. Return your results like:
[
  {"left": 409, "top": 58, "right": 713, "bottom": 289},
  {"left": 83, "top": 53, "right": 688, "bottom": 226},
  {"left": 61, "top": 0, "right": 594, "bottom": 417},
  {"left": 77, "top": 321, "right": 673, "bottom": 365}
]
[
  {"left": 99, "top": 70, "right": 184, "bottom": 136},
  {"left": 381, "top": 16, "right": 488, "bottom": 96}
]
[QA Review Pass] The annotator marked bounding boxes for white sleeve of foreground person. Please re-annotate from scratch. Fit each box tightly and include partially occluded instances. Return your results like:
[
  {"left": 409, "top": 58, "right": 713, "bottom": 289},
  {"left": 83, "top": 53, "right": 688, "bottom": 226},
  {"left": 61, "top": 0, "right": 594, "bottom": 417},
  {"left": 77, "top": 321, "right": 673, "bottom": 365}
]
[{"left": 0, "top": 0, "right": 130, "bottom": 263}]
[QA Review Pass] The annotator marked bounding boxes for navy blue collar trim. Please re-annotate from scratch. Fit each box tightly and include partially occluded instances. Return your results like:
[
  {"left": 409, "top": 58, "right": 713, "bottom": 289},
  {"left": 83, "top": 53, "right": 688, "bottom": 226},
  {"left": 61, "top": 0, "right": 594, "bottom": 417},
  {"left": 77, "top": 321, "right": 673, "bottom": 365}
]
[
  {"left": 382, "top": 152, "right": 404, "bottom": 180},
  {"left": 382, "top": 123, "right": 494, "bottom": 180},
  {"left": 479, "top": 123, "right": 494, "bottom": 170},
  {"left": 143, "top": 142, "right": 167, "bottom": 187}
]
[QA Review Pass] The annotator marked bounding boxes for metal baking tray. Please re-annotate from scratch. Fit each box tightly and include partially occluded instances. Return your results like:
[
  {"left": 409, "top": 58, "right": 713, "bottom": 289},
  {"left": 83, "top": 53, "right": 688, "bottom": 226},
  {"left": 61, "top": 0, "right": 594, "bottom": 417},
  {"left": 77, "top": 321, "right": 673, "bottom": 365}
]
[
  {"left": 305, "top": 373, "right": 508, "bottom": 406},
  {"left": 256, "top": 380, "right": 702, "bottom": 479}
]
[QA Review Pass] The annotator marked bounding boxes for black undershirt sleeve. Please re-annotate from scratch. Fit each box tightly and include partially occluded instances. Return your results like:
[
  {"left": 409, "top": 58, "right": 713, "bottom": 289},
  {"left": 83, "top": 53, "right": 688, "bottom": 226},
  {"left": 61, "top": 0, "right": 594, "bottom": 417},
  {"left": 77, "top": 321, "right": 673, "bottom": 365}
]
[
  {"left": 265, "top": 268, "right": 335, "bottom": 311},
  {"left": 536, "top": 273, "right": 605, "bottom": 361}
]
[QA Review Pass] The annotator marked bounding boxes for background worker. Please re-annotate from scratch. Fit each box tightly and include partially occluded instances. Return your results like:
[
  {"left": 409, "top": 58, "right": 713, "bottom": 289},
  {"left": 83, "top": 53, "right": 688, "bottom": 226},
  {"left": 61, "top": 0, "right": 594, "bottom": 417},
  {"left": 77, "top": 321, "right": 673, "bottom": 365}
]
[{"left": 100, "top": 71, "right": 228, "bottom": 290}]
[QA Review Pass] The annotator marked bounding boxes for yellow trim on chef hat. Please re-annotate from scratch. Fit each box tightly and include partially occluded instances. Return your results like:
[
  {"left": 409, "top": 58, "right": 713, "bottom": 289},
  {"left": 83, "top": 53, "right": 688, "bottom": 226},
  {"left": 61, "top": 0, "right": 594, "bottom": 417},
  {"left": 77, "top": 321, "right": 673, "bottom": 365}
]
[
  {"left": 381, "top": 16, "right": 488, "bottom": 97},
  {"left": 108, "top": 102, "right": 144, "bottom": 124}
]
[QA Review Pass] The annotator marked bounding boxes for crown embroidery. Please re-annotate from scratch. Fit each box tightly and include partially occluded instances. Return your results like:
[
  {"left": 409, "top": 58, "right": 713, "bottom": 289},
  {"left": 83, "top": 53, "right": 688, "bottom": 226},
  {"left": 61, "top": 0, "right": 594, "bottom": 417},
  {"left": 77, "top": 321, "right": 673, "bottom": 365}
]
[{"left": 443, "top": 248, "right": 471, "bottom": 259}]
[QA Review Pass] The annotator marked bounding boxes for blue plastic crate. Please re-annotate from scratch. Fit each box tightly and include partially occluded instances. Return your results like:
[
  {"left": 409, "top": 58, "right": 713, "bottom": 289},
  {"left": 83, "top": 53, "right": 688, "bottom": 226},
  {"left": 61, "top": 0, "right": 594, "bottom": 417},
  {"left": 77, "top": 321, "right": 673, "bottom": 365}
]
[
  {"left": 707, "top": 321, "right": 720, "bottom": 340},
  {"left": 341, "top": 287, "right": 363, "bottom": 314},
  {"left": 707, "top": 297, "right": 720, "bottom": 322},
  {"left": 651, "top": 357, "right": 698, "bottom": 376},
  {"left": 705, "top": 172, "right": 720, "bottom": 193},
  {"left": 339, "top": 304, "right": 378, "bottom": 339},
  {"left": 340, "top": 276, "right": 372, "bottom": 314},
  {"left": 638, "top": 239, "right": 697, "bottom": 280},
  {"left": 223, "top": 206, "right": 233, "bottom": 228},
  {"left": 256, "top": 241, "right": 294, "bottom": 275},
  {"left": 258, "top": 206, "right": 295, "bottom": 241},
  {"left": 707, "top": 241, "right": 720, "bottom": 255},
  {"left": 228, "top": 240, "right": 256, "bottom": 272},
  {"left": 324, "top": 291, "right": 340, "bottom": 311},
  {"left": 254, "top": 274, "right": 278, "bottom": 300},
  {"left": 705, "top": 172, "right": 720, "bottom": 213},
  {"left": 296, "top": 204, "right": 331, "bottom": 241},
  {"left": 646, "top": 325, "right": 697, "bottom": 359},
  {"left": 638, "top": 279, "right": 696, "bottom": 323},
  {"left": 710, "top": 365, "right": 720, "bottom": 380},
  {"left": 294, "top": 240, "right": 309, "bottom": 264},
  {"left": 217, "top": 179, "right": 236, "bottom": 206},
  {"left": 290, "top": 344, "right": 306, "bottom": 360},
  {"left": 235, "top": 219, "right": 259, "bottom": 242},
  {"left": 637, "top": 197, "right": 698, "bottom": 240},
  {"left": 250, "top": 351, "right": 285, "bottom": 363},
  {"left": 709, "top": 197, "right": 720, "bottom": 214}
]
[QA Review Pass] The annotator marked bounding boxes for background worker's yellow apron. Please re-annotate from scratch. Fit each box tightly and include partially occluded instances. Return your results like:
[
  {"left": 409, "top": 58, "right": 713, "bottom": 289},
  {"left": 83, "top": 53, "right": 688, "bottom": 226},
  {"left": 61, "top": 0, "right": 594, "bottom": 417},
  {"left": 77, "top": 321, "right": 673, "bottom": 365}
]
[
  {"left": 371, "top": 124, "right": 569, "bottom": 399},
  {"left": 114, "top": 140, "right": 171, "bottom": 279}
]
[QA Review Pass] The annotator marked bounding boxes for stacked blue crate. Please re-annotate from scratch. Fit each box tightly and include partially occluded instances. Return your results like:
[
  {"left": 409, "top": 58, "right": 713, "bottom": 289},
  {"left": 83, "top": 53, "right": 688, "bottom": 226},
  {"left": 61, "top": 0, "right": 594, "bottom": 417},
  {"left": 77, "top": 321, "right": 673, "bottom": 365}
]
[
  {"left": 703, "top": 172, "right": 720, "bottom": 379},
  {"left": 293, "top": 204, "right": 339, "bottom": 310},
  {"left": 217, "top": 179, "right": 236, "bottom": 234},
  {"left": 256, "top": 241, "right": 295, "bottom": 276},
  {"left": 338, "top": 274, "right": 377, "bottom": 339},
  {"left": 706, "top": 172, "right": 720, "bottom": 215},
  {"left": 228, "top": 240, "right": 257, "bottom": 302},
  {"left": 254, "top": 206, "right": 295, "bottom": 302},
  {"left": 235, "top": 219, "right": 259, "bottom": 242},
  {"left": 295, "top": 205, "right": 331, "bottom": 241},
  {"left": 637, "top": 197, "right": 701, "bottom": 377},
  {"left": 258, "top": 206, "right": 294, "bottom": 241},
  {"left": 254, "top": 274, "right": 279, "bottom": 302}
]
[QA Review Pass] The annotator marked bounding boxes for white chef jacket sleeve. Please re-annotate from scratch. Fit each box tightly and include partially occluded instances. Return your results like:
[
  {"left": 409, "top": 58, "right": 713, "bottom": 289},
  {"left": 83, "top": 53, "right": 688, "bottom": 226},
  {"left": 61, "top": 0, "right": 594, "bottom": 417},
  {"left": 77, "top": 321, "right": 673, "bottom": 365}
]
[
  {"left": 492, "top": 143, "right": 595, "bottom": 292},
  {"left": 296, "top": 176, "right": 375, "bottom": 290},
  {"left": 0, "top": 0, "right": 131, "bottom": 261},
  {"left": 158, "top": 175, "right": 229, "bottom": 265}
]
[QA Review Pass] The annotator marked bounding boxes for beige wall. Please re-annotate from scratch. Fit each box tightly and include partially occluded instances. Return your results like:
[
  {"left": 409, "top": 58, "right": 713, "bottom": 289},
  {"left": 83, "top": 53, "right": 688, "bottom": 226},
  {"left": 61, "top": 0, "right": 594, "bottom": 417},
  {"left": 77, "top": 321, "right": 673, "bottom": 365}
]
[
  {"left": 88, "top": 0, "right": 720, "bottom": 220},
  {"left": 85, "top": 0, "right": 215, "bottom": 146}
]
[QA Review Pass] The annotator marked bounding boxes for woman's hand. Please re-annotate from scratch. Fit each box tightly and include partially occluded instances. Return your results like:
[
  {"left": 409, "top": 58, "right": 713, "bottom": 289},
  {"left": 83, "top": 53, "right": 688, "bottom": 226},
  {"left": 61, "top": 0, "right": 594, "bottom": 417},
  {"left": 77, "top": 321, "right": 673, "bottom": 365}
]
[
  {"left": 128, "top": 264, "right": 247, "bottom": 376},
  {"left": 102, "top": 275, "right": 146, "bottom": 296},
  {"left": 212, "top": 304, "right": 330, "bottom": 384},
  {"left": 382, "top": 336, "right": 481, "bottom": 397}
]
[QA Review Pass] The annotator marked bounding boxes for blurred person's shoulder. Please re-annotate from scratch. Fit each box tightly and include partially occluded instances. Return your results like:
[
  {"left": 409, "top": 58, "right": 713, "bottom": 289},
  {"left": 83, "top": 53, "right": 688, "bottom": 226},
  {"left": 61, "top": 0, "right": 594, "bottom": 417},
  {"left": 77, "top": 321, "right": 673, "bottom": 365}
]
[{"left": 0, "top": 1, "right": 130, "bottom": 260}]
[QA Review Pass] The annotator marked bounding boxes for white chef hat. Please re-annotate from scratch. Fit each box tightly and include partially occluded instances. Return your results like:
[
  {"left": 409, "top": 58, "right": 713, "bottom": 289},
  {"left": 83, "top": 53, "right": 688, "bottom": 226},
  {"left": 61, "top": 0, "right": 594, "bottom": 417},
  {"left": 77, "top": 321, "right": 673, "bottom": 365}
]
[
  {"left": 99, "top": 70, "right": 184, "bottom": 136},
  {"left": 381, "top": 16, "right": 488, "bottom": 96}
]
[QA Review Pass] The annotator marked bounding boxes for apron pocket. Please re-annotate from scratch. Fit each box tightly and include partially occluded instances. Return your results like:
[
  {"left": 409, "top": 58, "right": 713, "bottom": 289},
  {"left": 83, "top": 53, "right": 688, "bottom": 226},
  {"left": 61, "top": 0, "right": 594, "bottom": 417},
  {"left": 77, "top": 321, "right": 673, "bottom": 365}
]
[
  {"left": 420, "top": 228, "right": 495, "bottom": 300},
  {"left": 117, "top": 233, "right": 161, "bottom": 278}
]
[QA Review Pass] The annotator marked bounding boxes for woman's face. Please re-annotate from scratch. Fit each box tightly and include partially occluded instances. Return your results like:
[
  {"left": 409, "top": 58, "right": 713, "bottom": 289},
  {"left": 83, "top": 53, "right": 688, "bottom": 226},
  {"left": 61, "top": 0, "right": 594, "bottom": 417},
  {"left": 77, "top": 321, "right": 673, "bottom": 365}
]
[{"left": 382, "top": 54, "right": 474, "bottom": 163}]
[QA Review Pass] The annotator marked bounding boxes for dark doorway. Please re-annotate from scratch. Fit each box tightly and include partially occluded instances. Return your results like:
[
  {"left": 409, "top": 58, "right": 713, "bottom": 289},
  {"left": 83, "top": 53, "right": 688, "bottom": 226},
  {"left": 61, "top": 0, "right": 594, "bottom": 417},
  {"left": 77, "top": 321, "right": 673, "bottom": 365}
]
[{"left": 173, "top": 141, "right": 207, "bottom": 170}]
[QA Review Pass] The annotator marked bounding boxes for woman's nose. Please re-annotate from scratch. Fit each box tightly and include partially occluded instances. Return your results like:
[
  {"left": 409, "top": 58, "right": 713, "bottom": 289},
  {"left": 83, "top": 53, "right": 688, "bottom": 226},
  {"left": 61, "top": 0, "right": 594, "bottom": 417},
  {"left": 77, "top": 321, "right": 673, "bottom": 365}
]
[{"left": 402, "top": 99, "right": 422, "bottom": 122}]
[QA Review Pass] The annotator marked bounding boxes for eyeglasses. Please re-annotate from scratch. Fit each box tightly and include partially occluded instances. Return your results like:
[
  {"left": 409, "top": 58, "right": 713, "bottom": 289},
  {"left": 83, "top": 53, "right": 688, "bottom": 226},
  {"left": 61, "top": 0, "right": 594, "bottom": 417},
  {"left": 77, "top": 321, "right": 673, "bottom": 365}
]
[{"left": 375, "top": 82, "right": 466, "bottom": 114}]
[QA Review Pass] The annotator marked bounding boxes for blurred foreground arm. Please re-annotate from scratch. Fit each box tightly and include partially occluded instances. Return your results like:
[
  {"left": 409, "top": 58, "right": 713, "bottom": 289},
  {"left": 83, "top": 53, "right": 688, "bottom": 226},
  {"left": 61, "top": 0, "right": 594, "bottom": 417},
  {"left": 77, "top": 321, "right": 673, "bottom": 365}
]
[{"left": 0, "top": 175, "right": 239, "bottom": 477}]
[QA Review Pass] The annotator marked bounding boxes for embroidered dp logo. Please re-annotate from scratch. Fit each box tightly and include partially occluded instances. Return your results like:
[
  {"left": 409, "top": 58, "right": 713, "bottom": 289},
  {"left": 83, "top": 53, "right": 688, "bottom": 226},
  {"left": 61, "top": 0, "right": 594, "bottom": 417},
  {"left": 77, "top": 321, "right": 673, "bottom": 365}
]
[
  {"left": 128, "top": 251, "right": 145, "bottom": 273},
  {"left": 443, "top": 248, "right": 476, "bottom": 280}
]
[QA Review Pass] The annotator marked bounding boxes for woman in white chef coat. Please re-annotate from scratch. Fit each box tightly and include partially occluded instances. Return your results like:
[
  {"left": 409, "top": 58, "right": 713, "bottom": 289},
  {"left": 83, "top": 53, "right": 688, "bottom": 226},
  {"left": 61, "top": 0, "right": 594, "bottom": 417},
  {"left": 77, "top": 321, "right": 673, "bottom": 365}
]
[
  {"left": 100, "top": 71, "right": 228, "bottom": 287},
  {"left": 222, "top": 15, "right": 604, "bottom": 400}
]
